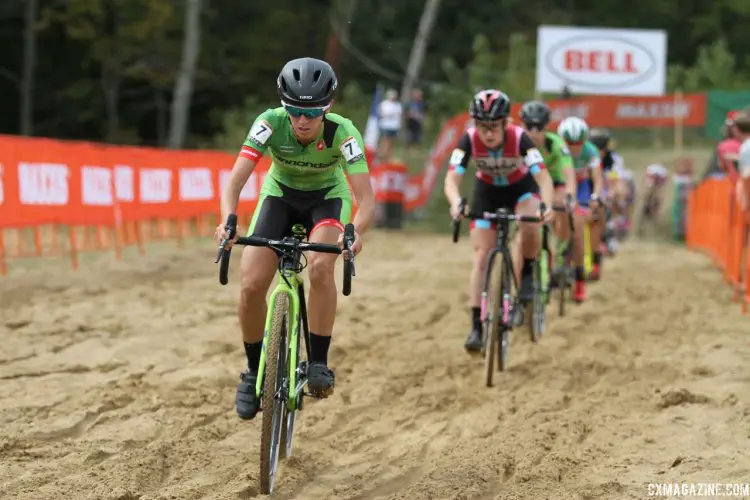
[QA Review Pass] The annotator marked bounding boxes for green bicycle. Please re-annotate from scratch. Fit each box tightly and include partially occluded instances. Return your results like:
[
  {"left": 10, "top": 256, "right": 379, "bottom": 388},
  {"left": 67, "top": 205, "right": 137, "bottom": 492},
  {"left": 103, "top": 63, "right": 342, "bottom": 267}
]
[
  {"left": 550, "top": 199, "right": 575, "bottom": 317},
  {"left": 528, "top": 218, "right": 551, "bottom": 343},
  {"left": 216, "top": 215, "right": 355, "bottom": 495}
]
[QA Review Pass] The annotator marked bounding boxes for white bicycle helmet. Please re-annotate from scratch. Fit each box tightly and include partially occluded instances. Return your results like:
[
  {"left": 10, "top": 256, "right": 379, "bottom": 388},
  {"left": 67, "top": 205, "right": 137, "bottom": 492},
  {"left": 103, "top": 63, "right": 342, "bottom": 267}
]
[
  {"left": 646, "top": 164, "right": 668, "bottom": 178},
  {"left": 557, "top": 117, "right": 590, "bottom": 143}
]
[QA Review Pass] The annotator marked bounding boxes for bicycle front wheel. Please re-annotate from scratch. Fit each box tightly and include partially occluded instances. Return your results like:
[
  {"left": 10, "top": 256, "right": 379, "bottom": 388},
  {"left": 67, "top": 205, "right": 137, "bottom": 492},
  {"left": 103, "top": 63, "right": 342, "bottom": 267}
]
[
  {"left": 482, "top": 253, "right": 500, "bottom": 387},
  {"left": 260, "top": 293, "right": 289, "bottom": 495},
  {"left": 497, "top": 257, "right": 512, "bottom": 372},
  {"left": 558, "top": 265, "right": 567, "bottom": 317},
  {"left": 529, "top": 253, "right": 546, "bottom": 343},
  {"left": 280, "top": 291, "right": 304, "bottom": 460}
]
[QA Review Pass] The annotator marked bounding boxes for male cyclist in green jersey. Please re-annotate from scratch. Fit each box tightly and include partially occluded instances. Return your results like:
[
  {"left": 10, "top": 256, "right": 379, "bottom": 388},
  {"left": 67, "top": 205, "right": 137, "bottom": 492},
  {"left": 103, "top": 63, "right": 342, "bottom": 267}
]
[
  {"left": 519, "top": 101, "right": 577, "bottom": 278},
  {"left": 557, "top": 117, "right": 603, "bottom": 302},
  {"left": 214, "top": 58, "right": 375, "bottom": 421}
]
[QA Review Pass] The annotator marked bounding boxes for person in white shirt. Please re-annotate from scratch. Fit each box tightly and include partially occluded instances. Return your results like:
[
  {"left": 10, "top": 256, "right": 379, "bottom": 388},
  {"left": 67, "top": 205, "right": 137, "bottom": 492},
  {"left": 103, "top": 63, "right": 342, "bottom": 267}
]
[
  {"left": 377, "top": 89, "right": 402, "bottom": 161},
  {"left": 735, "top": 114, "right": 750, "bottom": 216}
]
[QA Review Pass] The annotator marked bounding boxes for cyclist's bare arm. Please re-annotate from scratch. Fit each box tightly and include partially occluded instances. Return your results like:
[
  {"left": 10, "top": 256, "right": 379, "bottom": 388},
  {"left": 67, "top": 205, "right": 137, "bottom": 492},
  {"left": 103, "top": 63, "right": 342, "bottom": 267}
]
[
  {"left": 591, "top": 163, "right": 604, "bottom": 199},
  {"left": 221, "top": 156, "right": 257, "bottom": 222},
  {"left": 444, "top": 170, "right": 463, "bottom": 207},
  {"left": 348, "top": 172, "right": 375, "bottom": 234},
  {"left": 533, "top": 168, "right": 554, "bottom": 209},
  {"left": 564, "top": 166, "right": 577, "bottom": 201}
]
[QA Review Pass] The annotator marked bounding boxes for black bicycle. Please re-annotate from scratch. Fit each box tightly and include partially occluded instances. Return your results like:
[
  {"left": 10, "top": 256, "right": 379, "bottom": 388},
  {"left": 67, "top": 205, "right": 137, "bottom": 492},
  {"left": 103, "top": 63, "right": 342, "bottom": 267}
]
[
  {"left": 215, "top": 215, "right": 355, "bottom": 495},
  {"left": 451, "top": 198, "right": 544, "bottom": 386}
]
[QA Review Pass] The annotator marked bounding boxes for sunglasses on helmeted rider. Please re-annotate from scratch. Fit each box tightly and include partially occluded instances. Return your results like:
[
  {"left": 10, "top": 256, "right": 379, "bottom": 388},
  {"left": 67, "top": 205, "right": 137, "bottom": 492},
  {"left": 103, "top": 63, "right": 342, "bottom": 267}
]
[
  {"left": 476, "top": 121, "right": 504, "bottom": 132},
  {"left": 282, "top": 102, "right": 329, "bottom": 119}
]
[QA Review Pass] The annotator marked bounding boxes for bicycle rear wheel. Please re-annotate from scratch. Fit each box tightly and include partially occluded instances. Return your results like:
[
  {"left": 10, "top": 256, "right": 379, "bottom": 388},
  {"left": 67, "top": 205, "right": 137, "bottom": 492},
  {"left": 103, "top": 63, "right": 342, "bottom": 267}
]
[{"left": 260, "top": 294, "right": 289, "bottom": 495}]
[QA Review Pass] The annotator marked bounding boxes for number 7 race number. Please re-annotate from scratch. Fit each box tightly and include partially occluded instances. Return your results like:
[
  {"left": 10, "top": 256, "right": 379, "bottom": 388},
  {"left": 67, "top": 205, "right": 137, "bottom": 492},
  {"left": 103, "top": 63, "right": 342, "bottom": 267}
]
[
  {"left": 246, "top": 120, "right": 273, "bottom": 147},
  {"left": 340, "top": 137, "right": 364, "bottom": 163}
]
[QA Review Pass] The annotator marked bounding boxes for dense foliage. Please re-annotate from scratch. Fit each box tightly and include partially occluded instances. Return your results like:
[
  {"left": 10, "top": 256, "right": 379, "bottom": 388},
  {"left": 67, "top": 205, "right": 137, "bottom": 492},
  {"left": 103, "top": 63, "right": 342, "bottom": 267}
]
[{"left": 1, "top": 0, "right": 749, "bottom": 147}]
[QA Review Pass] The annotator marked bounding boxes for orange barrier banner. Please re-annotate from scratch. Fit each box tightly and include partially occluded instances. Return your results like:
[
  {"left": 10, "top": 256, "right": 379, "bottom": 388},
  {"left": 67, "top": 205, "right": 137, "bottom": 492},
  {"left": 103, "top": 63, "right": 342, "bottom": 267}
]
[
  {"left": 686, "top": 176, "right": 750, "bottom": 313},
  {"left": 0, "top": 134, "right": 279, "bottom": 273},
  {"left": 371, "top": 162, "right": 407, "bottom": 204},
  {"left": 509, "top": 93, "right": 707, "bottom": 128},
  {"left": 0, "top": 135, "right": 272, "bottom": 232}
]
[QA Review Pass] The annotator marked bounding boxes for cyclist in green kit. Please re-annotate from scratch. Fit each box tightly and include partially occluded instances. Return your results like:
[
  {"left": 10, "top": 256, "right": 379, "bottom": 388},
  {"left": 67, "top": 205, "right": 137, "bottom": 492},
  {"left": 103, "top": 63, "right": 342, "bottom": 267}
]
[
  {"left": 557, "top": 117, "right": 604, "bottom": 302},
  {"left": 520, "top": 101, "right": 576, "bottom": 280},
  {"left": 214, "top": 57, "right": 375, "bottom": 420}
]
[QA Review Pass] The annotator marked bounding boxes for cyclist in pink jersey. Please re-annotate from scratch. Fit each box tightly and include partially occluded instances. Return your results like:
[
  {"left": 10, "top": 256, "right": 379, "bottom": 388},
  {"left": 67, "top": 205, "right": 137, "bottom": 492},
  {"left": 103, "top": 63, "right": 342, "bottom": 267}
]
[{"left": 444, "top": 89, "right": 554, "bottom": 353}]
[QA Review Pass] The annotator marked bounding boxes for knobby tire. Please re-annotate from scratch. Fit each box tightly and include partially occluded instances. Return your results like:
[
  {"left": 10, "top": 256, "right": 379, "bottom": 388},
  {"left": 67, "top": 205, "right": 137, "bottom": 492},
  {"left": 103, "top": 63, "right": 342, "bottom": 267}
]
[
  {"left": 498, "top": 256, "right": 511, "bottom": 372},
  {"left": 532, "top": 245, "right": 551, "bottom": 341},
  {"left": 280, "top": 285, "right": 305, "bottom": 460},
  {"left": 259, "top": 294, "right": 288, "bottom": 495},
  {"left": 483, "top": 253, "right": 498, "bottom": 387}
]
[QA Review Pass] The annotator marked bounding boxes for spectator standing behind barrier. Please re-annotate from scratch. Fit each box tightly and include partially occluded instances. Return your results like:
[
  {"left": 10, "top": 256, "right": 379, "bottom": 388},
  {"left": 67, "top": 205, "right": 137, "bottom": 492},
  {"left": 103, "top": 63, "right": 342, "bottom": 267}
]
[
  {"left": 405, "top": 88, "right": 426, "bottom": 148},
  {"left": 735, "top": 114, "right": 750, "bottom": 216},
  {"left": 377, "top": 89, "right": 402, "bottom": 162},
  {"left": 717, "top": 110, "right": 742, "bottom": 177}
]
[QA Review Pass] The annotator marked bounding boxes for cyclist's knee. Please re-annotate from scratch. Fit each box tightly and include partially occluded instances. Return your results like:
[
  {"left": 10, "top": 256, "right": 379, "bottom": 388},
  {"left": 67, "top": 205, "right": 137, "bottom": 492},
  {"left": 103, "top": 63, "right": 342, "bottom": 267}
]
[
  {"left": 240, "top": 272, "right": 272, "bottom": 305},
  {"left": 307, "top": 254, "right": 336, "bottom": 287},
  {"left": 473, "top": 244, "right": 492, "bottom": 270},
  {"left": 519, "top": 221, "right": 541, "bottom": 238},
  {"left": 573, "top": 214, "right": 586, "bottom": 233},
  {"left": 240, "top": 247, "right": 276, "bottom": 300}
]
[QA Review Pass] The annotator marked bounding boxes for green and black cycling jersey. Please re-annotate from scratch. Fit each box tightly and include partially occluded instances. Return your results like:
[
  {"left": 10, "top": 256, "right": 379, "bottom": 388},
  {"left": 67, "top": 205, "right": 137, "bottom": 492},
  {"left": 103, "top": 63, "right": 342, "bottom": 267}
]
[
  {"left": 239, "top": 107, "right": 370, "bottom": 239},
  {"left": 541, "top": 132, "right": 574, "bottom": 186}
]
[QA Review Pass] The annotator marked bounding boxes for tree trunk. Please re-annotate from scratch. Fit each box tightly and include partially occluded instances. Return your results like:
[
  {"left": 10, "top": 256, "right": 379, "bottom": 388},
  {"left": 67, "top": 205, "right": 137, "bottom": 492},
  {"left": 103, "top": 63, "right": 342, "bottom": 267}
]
[
  {"left": 400, "top": 0, "right": 441, "bottom": 107},
  {"left": 20, "top": 0, "right": 38, "bottom": 136},
  {"left": 167, "top": 0, "right": 203, "bottom": 149}
]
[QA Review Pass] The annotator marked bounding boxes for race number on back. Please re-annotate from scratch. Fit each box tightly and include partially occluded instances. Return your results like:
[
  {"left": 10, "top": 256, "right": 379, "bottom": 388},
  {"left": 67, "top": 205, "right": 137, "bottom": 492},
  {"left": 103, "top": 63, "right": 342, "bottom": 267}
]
[
  {"left": 340, "top": 136, "right": 364, "bottom": 163},
  {"left": 246, "top": 120, "right": 273, "bottom": 148}
]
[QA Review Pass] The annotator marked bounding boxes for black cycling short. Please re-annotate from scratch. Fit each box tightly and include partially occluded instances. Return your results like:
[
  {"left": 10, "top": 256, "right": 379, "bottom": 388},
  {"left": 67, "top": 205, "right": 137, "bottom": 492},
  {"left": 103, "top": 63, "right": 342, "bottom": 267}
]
[
  {"left": 553, "top": 180, "right": 566, "bottom": 189},
  {"left": 469, "top": 173, "right": 540, "bottom": 229},
  {"left": 247, "top": 177, "right": 352, "bottom": 240}
]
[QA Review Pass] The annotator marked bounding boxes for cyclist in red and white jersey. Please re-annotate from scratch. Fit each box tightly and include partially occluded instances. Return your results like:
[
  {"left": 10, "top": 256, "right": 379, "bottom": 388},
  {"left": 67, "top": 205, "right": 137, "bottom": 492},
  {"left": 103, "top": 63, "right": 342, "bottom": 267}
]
[{"left": 443, "top": 89, "right": 554, "bottom": 353}]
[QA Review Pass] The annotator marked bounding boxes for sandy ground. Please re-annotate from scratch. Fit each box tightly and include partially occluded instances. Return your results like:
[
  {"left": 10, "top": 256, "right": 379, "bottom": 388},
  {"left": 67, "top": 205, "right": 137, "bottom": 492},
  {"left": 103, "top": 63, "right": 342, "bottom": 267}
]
[{"left": 1, "top": 230, "right": 749, "bottom": 500}]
